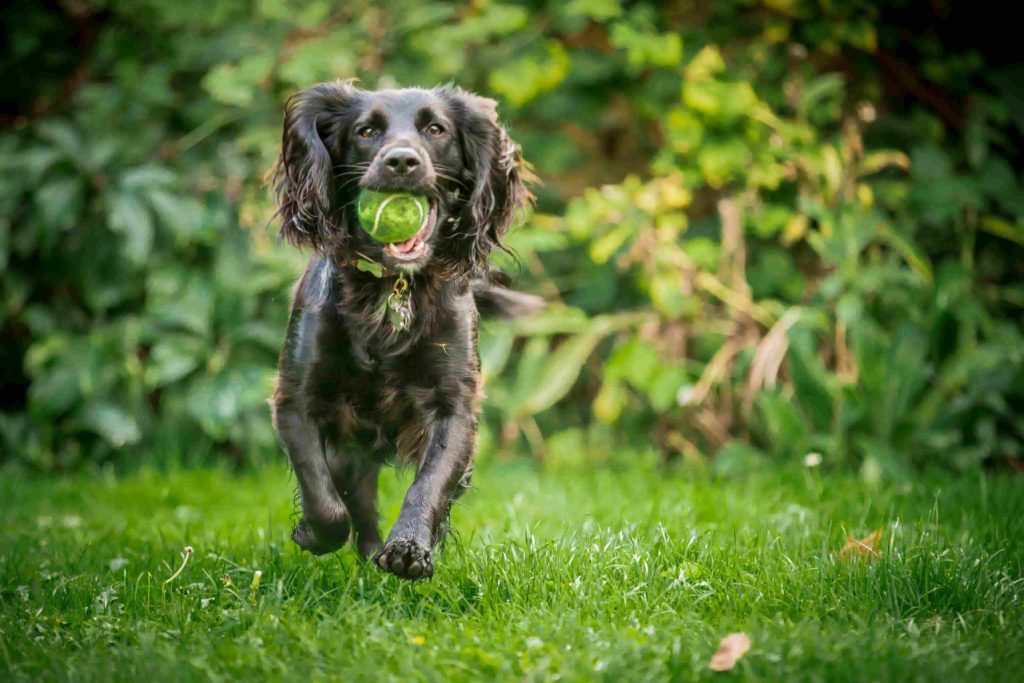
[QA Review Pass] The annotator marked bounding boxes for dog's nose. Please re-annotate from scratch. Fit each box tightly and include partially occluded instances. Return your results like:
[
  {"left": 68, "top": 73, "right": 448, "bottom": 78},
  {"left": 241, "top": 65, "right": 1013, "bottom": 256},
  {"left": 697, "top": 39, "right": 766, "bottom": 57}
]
[{"left": 383, "top": 148, "right": 421, "bottom": 176}]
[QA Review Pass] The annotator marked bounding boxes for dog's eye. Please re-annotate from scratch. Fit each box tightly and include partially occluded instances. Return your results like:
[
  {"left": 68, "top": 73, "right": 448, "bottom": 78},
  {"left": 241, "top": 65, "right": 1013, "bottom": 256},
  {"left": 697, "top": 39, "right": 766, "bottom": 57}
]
[
  {"left": 357, "top": 126, "right": 378, "bottom": 139},
  {"left": 426, "top": 123, "right": 445, "bottom": 137}
]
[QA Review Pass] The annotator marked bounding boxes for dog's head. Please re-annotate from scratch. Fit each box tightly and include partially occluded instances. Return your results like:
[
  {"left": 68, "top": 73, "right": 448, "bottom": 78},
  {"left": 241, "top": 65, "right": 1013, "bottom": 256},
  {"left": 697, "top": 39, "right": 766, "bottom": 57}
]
[{"left": 272, "top": 80, "right": 533, "bottom": 275}]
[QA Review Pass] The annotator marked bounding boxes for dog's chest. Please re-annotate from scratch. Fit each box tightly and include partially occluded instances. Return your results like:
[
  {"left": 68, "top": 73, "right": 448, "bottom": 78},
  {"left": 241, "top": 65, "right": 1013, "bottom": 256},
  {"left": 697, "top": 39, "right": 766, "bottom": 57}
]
[{"left": 324, "top": 364, "right": 430, "bottom": 462}]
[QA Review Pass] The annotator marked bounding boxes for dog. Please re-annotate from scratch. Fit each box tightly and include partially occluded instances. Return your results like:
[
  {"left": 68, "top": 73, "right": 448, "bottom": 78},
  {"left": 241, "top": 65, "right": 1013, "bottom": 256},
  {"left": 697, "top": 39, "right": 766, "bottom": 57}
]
[{"left": 270, "top": 81, "right": 540, "bottom": 580}]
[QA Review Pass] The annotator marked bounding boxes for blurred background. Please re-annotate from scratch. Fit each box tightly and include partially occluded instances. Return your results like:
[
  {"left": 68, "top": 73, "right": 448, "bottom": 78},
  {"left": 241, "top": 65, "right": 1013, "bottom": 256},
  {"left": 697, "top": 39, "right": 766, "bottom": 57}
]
[{"left": 1, "top": 0, "right": 1021, "bottom": 476}]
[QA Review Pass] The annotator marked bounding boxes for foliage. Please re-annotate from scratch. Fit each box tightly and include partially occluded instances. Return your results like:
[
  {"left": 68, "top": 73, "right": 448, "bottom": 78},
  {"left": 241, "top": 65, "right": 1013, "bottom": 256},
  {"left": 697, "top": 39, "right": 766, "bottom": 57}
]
[
  {"left": 1, "top": 0, "right": 1021, "bottom": 472},
  {"left": 2, "top": 461, "right": 1023, "bottom": 679}
]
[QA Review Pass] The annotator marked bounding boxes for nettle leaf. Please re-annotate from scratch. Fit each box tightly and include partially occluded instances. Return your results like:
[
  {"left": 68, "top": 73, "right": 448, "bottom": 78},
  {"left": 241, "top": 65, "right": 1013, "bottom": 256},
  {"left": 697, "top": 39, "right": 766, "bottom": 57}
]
[
  {"left": 146, "top": 189, "right": 205, "bottom": 244},
  {"left": 84, "top": 137, "right": 120, "bottom": 172},
  {"left": 79, "top": 403, "right": 141, "bottom": 448},
  {"left": 36, "top": 177, "right": 85, "bottom": 232},
  {"left": 147, "top": 274, "right": 214, "bottom": 338},
  {"left": 35, "top": 120, "right": 84, "bottom": 161},
  {"left": 107, "top": 192, "right": 154, "bottom": 265},
  {"left": 145, "top": 335, "right": 207, "bottom": 388},
  {"left": 187, "top": 365, "right": 273, "bottom": 441},
  {"left": 18, "top": 146, "right": 63, "bottom": 181},
  {"left": 29, "top": 364, "right": 81, "bottom": 417},
  {"left": 121, "top": 165, "right": 176, "bottom": 190}
]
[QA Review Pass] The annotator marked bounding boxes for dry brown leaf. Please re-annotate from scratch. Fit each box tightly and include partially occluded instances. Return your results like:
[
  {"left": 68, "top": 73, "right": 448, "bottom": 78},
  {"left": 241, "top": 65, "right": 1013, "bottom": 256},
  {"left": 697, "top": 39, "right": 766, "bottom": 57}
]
[
  {"left": 709, "top": 632, "right": 751, "bottom": 672},
  {"left": 836, "top": 529, "right": 883, "bottom": 559}
]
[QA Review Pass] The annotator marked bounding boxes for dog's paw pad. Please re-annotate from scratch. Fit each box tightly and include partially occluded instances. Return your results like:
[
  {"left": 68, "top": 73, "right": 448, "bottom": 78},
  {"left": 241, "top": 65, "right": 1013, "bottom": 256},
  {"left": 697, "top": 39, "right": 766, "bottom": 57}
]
[{"left": 374, "top": 537, "right": 433, "bottom": 580}]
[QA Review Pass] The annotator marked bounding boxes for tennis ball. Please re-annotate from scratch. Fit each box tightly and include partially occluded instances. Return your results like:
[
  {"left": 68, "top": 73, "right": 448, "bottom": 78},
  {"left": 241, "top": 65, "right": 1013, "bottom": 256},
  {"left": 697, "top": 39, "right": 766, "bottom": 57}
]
[{"left": 356, "top": 190, "right": 429, "bottom": 243}]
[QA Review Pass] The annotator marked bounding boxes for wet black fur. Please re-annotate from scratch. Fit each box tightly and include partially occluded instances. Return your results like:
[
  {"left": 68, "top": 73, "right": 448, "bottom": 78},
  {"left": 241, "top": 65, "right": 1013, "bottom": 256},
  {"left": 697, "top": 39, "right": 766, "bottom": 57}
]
[{"left": 269, "top": 80, "right": 539, "bottom": 579}]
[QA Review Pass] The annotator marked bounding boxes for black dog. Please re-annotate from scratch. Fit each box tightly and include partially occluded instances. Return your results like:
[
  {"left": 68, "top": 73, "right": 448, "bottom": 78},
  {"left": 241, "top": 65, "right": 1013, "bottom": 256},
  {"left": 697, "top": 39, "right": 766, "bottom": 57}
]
[{"left": 270, "top": 81, "right": 539, "bottom": 579}]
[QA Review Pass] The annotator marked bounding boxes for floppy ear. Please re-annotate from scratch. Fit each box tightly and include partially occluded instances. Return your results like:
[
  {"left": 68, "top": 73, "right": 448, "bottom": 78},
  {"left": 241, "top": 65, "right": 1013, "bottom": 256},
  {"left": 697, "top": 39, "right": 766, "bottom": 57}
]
[
  {"left": 446, "top": 89, "right": 535, "bottom": 271},
  {"left": 272, "top": 81, "right": 358, "bottom": 251}
]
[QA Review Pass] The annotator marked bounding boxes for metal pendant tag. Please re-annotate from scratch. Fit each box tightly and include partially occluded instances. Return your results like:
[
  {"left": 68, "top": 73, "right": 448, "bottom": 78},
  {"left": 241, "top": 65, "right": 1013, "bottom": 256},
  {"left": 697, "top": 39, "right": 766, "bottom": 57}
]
[{"left": 387, "top": 274, "right": 412, "bottom": 331}]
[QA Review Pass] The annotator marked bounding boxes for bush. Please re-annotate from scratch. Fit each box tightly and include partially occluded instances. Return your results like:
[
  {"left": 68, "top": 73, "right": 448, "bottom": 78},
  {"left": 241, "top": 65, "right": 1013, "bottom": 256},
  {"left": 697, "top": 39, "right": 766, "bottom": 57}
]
[{"left": 1, "top": 1, "right": 1021, "bottom": 472}]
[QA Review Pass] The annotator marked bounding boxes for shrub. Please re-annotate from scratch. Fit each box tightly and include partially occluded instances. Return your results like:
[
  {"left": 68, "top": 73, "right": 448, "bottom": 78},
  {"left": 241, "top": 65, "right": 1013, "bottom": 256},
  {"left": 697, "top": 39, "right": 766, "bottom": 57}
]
[{"left": 1, "top": 1, "right": 1020, "bottom": 472}]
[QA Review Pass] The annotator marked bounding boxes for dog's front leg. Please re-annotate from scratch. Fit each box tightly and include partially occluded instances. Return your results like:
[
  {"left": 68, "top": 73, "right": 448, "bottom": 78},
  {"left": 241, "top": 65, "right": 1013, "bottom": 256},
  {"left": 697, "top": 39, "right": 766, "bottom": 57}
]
[
  {"left": 375, "top": 414, "right": 475, "bottom": 579},
  {"left": 273, "top": 404, "right": 352, "bottom": 555}
]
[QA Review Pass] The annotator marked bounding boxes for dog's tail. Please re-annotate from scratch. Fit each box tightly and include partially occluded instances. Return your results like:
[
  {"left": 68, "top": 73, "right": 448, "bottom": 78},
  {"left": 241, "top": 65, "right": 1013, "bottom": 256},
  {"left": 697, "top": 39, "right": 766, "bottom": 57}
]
[{"left": 471, "top": 269, "right": 545, "bottom": 320}]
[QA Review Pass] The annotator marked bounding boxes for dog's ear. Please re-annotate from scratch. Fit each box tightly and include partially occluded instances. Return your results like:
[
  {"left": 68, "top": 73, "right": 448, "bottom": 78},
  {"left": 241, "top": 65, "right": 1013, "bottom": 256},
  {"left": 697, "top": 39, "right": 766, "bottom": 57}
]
[
  {"left": 444, "top": 89, "right": 535, "bottom": 271},
  {"left": 272, "top": 80, "right": 359, "bottom": 251}
]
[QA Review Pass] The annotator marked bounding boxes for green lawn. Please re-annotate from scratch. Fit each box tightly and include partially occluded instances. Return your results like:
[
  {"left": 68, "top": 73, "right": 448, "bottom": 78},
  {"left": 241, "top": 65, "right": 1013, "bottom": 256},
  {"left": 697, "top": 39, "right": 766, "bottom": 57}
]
[{"left": 1, "top": 459, "right": 1022, "bottom": 681}]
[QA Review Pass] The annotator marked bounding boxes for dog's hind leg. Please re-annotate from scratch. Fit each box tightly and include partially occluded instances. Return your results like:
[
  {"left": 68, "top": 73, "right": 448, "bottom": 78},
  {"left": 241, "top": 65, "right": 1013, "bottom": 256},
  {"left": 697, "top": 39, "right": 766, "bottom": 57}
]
[{"left": 327, "top": 450, "right": 383, "bottom": 558}]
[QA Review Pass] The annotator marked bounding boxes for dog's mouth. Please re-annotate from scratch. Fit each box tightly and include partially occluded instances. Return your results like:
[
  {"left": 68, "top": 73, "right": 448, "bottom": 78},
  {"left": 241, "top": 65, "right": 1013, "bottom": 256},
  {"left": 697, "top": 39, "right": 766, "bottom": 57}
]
[{"left": 381, "top": 198, "right": 439, "bottom": 262}]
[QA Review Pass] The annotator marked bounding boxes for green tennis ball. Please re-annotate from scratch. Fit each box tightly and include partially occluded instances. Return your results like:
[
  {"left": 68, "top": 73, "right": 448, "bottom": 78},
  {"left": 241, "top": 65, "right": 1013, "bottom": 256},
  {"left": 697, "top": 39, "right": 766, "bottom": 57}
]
[{"left": 356, "top": 190, "right": 429, "bottom": 243}]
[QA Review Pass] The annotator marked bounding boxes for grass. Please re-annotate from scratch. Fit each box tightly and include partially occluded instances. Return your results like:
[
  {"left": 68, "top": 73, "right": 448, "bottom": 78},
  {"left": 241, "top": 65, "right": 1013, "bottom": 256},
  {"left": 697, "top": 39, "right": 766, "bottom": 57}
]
[{"left": 1, "top": 458, "right": 1022, "bottom": 682}]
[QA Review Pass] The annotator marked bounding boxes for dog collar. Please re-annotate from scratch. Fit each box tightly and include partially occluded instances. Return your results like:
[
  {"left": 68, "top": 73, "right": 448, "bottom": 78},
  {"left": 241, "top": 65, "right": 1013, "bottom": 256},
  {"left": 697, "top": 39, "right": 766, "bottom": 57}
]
[{"left": 352, "top": 255, "right": 413, "bottom": 332}]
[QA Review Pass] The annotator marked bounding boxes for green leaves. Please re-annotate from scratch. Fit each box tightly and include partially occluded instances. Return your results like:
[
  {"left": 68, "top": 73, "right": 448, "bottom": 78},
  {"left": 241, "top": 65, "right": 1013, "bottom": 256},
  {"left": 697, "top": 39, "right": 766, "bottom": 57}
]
[
  {"left": 3, "top": 0, "right": 1021, "bottom": 473},
  {"left": 609, "top": 22, "right": 682, "bottom": 70},
  {"left": 28, "top": 364, "right": 81, "bottom": 418},
  {"left": 145, "top": 336, "right": 206, "bottom": 388},
  {"left": 516, "top": 328, "right": 605, "bottom": 416},
  {"left": 35, "top": 177, "right": 85, "bottom": 233},
  {"left": 202, "top": 53, "right": 275, "bottom": 107},
  {"left": 489, "top": 41, "right": 571, "bottom": 107},
  {"left": 79, "top": 403, "right": 141, "bottom": 448},
  {"left": 910, "top": 145, "right": 983, "bottom": 225},
  {"left": 107, "top": 192, "right": 154, "bottom": 265},
  {"left": 486, "top": 311, "right": 649, "bottom": 427},
  {"left": 187, "top": 365, "right": 274, "bottom": 442},
  {"left": 787, "top": 339, "right": 835, "bottom": 433}
]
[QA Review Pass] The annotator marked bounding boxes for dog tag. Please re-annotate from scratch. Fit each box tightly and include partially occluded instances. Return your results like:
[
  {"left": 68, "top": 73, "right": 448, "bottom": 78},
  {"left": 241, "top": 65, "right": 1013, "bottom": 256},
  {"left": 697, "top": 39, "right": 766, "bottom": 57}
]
[
  {"left": 387, "top": 274, "right": 412, "bottom": 332},
  {"left": 387, "top": 294, "right": 412, "bottom": 331}
]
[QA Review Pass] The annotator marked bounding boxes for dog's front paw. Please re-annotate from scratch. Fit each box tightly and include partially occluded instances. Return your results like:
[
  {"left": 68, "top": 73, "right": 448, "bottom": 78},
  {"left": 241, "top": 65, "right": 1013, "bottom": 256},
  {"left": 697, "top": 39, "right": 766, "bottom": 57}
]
[
  {"left": 374, "top": 537, "right": 433, "bottom": 580},
  {"left": 291, "top": 507, "right": 351, "bottom": 556}
]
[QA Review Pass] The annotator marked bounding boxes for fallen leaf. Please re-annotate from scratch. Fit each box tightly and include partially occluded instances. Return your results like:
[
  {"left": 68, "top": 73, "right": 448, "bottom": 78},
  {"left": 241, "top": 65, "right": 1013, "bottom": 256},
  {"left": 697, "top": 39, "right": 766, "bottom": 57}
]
[
  {"left": 836, "top": 529, "right": 883, "bottom": 559},
  {"left": 709, "top": 632, "right": 751, "bottom": 672}
]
